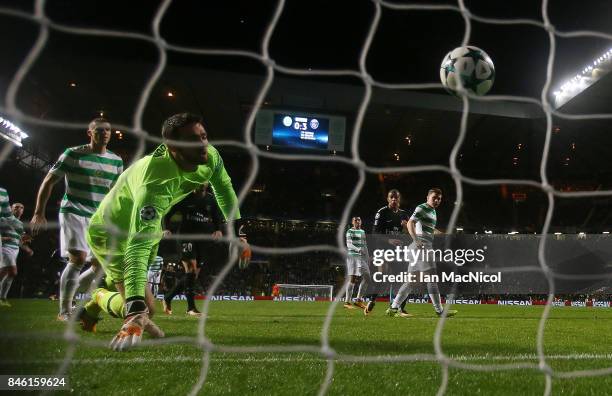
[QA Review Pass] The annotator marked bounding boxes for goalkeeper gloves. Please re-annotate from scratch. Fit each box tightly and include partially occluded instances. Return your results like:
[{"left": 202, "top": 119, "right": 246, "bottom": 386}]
[{"left": 109, "top": 299, "right": 165, "bottom": 351}]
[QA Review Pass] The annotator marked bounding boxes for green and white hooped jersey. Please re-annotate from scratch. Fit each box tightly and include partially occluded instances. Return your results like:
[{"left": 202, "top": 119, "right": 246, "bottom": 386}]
[
  {"left": 0, "top": 188, "right": 10, "bottom": 220},
  {"left": 149, "top": 256, "right": 163, "bottom": 272},
  {"left": 410, "top": 203, "right": 436, "bottom": 244},
  {"left": 346, "top": 228, "right": 367, "bottom": 257},
  {"left": 0, "top": 188, "right": 11, "bottom": 252},
  {"left": 1, "top": 215, "right": 23, "bottom": 251},
  {"left": 49, "top": 145, "right": 123, "bottom": 218}
]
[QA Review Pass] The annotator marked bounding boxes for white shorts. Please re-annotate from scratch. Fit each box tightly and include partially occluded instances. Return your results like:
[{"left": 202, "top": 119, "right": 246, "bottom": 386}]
[
  {"left": 1, "top": 247, "right": 18, "bottom": 268},
  {"left": 346, "top": 256, "right": 370, "bottom": 277},
  {"left": 59, "top": 212, "right": 92, "bottom": 259},
  {"left": 147, "top": 270, "right": 161, "bottom": 295},
  {"left": 407, "top": 242, "right": 435, "bottom": 272}
]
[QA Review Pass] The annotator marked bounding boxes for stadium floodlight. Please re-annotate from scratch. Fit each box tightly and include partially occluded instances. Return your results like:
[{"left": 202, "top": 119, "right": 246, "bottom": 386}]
[
  {"left": 553, "top": 48, "right": 612, "bottom": 108},
  {"left": 508, "top": 231, "right": 519, "bottom": 235},
  {"left": 456, "top": 227, "right": 464, "bottom": 232},
  {"left": 603, "top": 231, "right": 610, "bottom": 234},
  {"left": 554, "top": 232, "right": 563, "bottom": 235},
  {"left": 484, "top": 230, "right": 493, "bottom": 234},
  {"left": 0, "top": 115, "right": 28, "bottom": 147}
]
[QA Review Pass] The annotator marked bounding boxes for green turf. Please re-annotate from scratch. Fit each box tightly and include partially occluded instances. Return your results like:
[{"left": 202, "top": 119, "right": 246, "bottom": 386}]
[{"left": 0, "top": 300, "right": 611, "bottom": 395}]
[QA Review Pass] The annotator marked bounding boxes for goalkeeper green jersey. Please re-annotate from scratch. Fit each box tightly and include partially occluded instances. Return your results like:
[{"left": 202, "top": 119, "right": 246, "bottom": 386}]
[{"left": 87, "top": 143, "right": 239, "bottom": 298}]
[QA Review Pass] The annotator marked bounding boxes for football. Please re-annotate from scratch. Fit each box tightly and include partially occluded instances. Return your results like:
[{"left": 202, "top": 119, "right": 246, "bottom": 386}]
[{"left": 440, "top": 46, "right": 495, "bottom": 96}]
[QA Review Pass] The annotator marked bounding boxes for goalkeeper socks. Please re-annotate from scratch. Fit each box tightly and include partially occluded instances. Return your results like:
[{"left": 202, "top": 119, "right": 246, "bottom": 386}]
[
  {"left": 0, "top": 275, "right": 13, "bottom": 299},
  {"left": 185, "top": 272, "right": 196, "bottom": 311},
  {"left": 93, "top": 288, "right": 125, "bottom": 318},
  {"left": 345, "top": 281, "right": 355, "bottom": 303},
  {"left": 84, "top": 288, "right": 103, "bottom": 318},
  {"left": 77, "top": 266, "right": 99, "bottom": 293},
  {"left": 59, "top": 262, "right": 81, "bottom": 314},
  {"left": 356, "top": 276, "right": 368, "bottom": 300},
  {"left": 427, "top": 282, "right": 443, "bottom": 314},
  {"left": 391, "top": 282, "right": 412, "bottom": 309}
]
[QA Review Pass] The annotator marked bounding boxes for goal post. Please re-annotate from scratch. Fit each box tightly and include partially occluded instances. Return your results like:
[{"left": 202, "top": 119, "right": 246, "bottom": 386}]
[{"left": 276, "top": 284, "right": 334, "bottom": 301}]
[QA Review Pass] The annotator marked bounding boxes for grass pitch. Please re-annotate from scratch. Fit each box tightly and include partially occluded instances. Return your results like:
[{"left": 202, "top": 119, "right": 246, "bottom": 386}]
[{"left": 0, "top": 300, "right": 611, "bottom": 395}]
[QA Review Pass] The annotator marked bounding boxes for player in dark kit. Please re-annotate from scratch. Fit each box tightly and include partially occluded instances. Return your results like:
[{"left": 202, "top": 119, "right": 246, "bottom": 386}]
[
  {"left": 162, "top": 183, "right": 224, "bottom": 316},
  {"left": 364, "top": 189, "right": 411, "bottom": 316}
]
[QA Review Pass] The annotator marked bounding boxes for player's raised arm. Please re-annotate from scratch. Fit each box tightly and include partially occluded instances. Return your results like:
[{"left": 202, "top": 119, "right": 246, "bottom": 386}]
[
  {"left": 210, "top": 189, "right": 224, "bottom": 239},
  {"left": 31, "top": 171, "right": 62, "bottom": 235},
  {"left": 207, "top": 146, "right": 240, "bottom": 223}
]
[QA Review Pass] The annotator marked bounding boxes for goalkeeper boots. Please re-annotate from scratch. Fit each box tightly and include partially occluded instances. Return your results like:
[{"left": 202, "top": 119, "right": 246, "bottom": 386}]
[{"left": 78, "top": 309, "right": 100, "bottom": 333}]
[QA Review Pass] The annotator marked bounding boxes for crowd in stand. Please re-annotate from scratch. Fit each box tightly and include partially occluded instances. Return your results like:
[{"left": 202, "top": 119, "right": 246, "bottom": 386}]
[{"left": 4, "top": 216, "right": 611, "bottom": 302}]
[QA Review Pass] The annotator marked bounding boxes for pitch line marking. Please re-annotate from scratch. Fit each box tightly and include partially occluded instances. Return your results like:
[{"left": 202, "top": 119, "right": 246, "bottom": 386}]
[{"left": 2, "top": 353, "right": 611, "bottom": 365}]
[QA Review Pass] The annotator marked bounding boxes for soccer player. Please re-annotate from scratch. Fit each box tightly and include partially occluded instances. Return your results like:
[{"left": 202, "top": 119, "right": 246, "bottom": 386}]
[
  {"left": 147, "top": 255, "right": 164, "bottom": 297},
  {"left": 85, "top": 112, "right": 244, "bottom": 351},
  {"left": 31, "top": 118, "right": 123, "bottom": 320},
  {"left": 0, "top": 188, "right": 10, "bottom": 220},
  {"left": 0, "top": 188, "right": 12, "bottom": 251},
  {"left": 344, "top": 216, "right": 369, "bottom": 310},
  {"left": 162, "top": 183, "right": 224, "bottom": 316},
  {"left": 386, "top": 188, "right": 458, "bottom": 317},
  {"left": 0, "top": 203, "right": 33, "bottom": 306},
  {"left": 364, "top": 189, "right": 410, "bottom": 315}
]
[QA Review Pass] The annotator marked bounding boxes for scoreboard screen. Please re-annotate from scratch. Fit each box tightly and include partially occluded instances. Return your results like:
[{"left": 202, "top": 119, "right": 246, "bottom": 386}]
[
  {"left": 272, "top": 114, "right": 329, "bottom": 150},
  {"left": 255, "top": 109, "right": 345, "bottom": 152}
]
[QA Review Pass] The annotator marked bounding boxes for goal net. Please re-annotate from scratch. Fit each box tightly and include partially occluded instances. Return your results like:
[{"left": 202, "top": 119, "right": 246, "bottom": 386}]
[
  {"left": 276, "top": 284, "right": 334, "bottom": 300},
  {"left": 0, "top": 0, "right": 611, "bottom": 395}
]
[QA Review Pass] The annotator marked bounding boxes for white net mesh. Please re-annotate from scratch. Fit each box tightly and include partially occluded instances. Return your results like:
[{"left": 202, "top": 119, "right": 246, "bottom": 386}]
[
  {"left": 276, "top": 284, "right": 334, "bottom": 300},
  {"left": 1, "top": 0, "right": 612, "bottom": 395}
]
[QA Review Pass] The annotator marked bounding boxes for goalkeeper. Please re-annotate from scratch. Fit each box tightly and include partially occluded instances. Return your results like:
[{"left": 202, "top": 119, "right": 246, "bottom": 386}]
[{"left": 85, "top": 113, "right": 244, "bottom": 351}]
